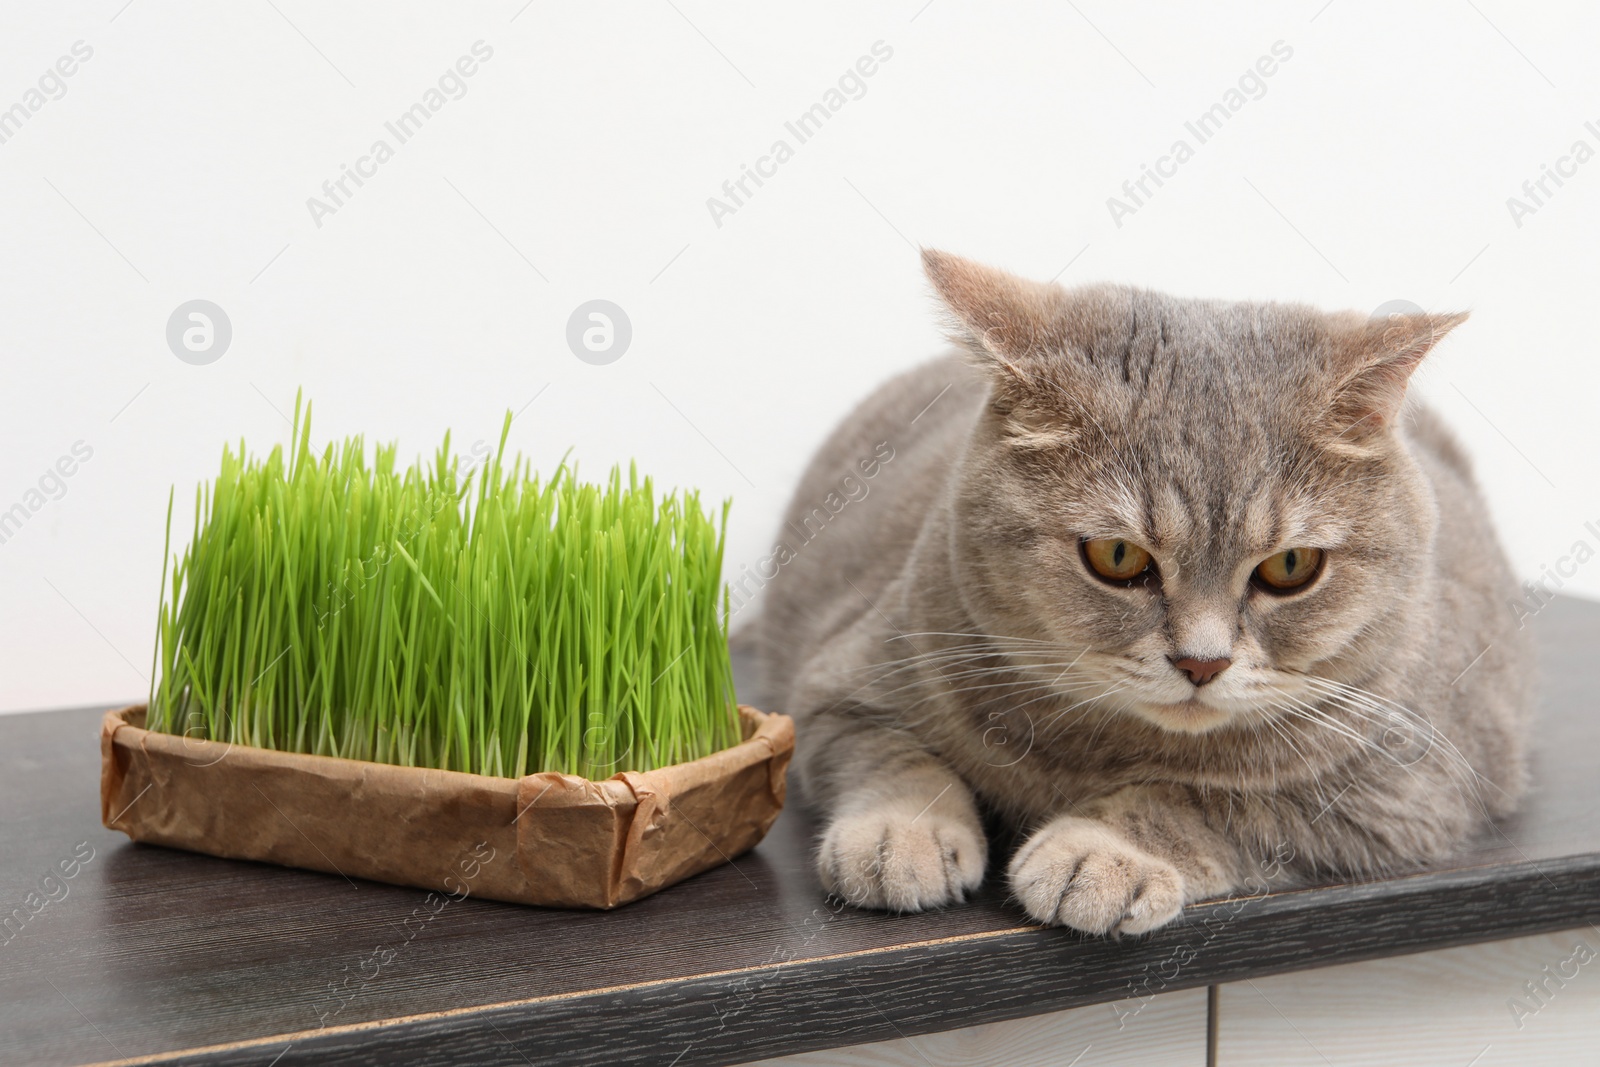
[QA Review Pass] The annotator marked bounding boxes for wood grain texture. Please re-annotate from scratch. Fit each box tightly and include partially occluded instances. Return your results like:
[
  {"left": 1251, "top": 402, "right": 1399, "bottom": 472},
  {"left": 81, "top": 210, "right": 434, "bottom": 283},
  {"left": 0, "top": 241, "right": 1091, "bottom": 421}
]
[
  {"left": 738, "top": 989, "right": 1206, "bottom": 1066},
  {"left": 0, "top": 595, "right": 1597, "bottom": 1067},
  {"left": 1217, "top": 927, "right": 1600, "bottom": 1066}
]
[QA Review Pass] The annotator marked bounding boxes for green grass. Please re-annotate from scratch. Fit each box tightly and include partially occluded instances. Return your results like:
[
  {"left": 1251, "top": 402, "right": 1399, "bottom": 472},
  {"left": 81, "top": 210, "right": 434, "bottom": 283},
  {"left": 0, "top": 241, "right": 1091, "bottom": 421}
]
[{"left": 146, "top": 395, "right": 740, "bottom": 779}]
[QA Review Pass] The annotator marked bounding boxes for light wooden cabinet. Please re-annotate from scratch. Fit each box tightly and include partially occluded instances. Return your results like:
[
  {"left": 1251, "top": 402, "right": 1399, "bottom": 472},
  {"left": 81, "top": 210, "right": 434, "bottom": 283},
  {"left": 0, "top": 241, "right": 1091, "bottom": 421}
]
[
  {"left": 743, "top": 928, "right": 1600, "bottom": 1065},
  {"left": 741, "top": 988, "right": 1207, "bottom": 1066},
  {"left": 1215, "top": 927, "right": 1600, "bottom": 1065}
]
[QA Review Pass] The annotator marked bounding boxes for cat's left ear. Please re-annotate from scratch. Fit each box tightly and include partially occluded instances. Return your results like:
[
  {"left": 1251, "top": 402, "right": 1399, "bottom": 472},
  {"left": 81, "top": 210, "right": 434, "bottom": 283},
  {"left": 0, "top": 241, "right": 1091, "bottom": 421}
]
[{"left": 1327, "top": 310, "right": 1468, "bottom": 438}]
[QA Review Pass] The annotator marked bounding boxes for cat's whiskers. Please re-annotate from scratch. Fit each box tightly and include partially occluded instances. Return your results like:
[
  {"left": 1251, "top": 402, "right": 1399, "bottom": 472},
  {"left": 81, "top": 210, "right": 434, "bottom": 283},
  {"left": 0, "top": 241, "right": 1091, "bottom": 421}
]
[
  {"left": 1296, "top": 676, "right": 1497, "bottom": 811},
  {"left": 857, "top": 650, "right": 1103, "bottom": 701},
  {"left": 1042, "top": 680, "right": 1141, "bottom": 745},
  {"left": 1035, "top": 684, "right": 1132, "bottom": 741},
  {"left": 1264, "top": 680, "right": 1490, "bottom": 814},
  {"left": 1255, "top": 692, "right": 1415, "bottom": 807},
  {"left": 1297, "top": 676, "right": 1476, "bottom": 777},
  {"left": 888, "top": 668, "right": 1120, "bottom": 735},
  {"left": 1254, "top": 703, "right": 1316, "bottom": 765},
  {"left": 858, "top": 635, "right": 1079, "bottom": 682},
  {"left": 833, "top": 641, "right": 1049, "bottom": 705},
  {"left": 843, "top": 630, "right": 1117, "bottom": 734},
  {"left": 1269, "top": 686, "right": 1414, "bottom": 762},
  {"left": 943, "top": 665, "right": 1120, "bottom": 708},
  {"left": 877, "top": 645, "right": 1130, "bottom": 741},
  {"left": 859, "top": 633, "right": 1107, "bottom": 699},
  {"left": 1245, "top": 707, "right": 1300, "bottom": 796},
  {"left": 891, "top": 631, "right": 1062, "bottom": 646},
  {"left": 1270, "top": 693, "right": 1394, "bottom": 768},
  {"left": 914, "top": 664, "right": 1114, "bottom": 703}
]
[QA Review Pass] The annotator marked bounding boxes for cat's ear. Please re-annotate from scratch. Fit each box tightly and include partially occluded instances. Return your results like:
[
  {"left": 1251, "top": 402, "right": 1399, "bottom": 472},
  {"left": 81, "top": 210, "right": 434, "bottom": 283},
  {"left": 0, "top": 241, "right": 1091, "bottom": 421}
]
[
  {"left": 1326, "top": 309, "right": 1468, "bottom": 438},
  {"left": 921, "top": 249, "right": 1071, "bottom": 389}
]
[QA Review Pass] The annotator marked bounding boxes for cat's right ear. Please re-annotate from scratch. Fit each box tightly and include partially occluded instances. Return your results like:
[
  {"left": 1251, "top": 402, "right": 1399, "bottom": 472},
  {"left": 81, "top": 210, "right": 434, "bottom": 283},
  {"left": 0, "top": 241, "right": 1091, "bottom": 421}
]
[{"left": 921, "top": 249, "right": 1071, "bottom": 391}]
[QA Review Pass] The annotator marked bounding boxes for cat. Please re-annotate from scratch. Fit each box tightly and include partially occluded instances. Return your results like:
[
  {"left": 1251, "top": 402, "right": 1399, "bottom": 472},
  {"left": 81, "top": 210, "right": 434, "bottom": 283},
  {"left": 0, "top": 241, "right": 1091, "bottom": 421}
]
[{"left": 754, "top": 250, "right": 1533, "bottom": 935}]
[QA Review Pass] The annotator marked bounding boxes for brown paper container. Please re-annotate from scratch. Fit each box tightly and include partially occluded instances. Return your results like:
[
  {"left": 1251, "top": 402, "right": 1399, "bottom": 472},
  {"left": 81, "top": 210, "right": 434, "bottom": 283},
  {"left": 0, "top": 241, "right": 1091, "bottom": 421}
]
[{"left": 101, "top": 704, "right": 793, "bottom": 909}]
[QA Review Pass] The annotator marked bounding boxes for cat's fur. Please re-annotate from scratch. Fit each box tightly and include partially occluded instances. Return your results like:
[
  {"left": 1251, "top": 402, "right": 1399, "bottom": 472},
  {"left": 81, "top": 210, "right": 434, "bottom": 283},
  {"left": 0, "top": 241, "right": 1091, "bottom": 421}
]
[{"left": 755, "top": 250, "right": 1533, "bottom": 935}]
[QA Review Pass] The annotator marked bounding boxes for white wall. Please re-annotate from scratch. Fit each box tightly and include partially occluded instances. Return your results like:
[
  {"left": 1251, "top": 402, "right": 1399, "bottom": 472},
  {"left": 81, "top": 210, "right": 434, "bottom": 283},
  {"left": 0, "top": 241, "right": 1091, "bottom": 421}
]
[{"left": 2, "top": 1, "right": 1596, "bottom": 714}]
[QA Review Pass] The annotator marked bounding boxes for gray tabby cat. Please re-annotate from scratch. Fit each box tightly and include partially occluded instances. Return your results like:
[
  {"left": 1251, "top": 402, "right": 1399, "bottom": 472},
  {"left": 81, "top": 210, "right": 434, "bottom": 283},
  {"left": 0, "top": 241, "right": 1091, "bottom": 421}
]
[{"left": 756, "top": 250, "right": 1532, "bottom": 935}]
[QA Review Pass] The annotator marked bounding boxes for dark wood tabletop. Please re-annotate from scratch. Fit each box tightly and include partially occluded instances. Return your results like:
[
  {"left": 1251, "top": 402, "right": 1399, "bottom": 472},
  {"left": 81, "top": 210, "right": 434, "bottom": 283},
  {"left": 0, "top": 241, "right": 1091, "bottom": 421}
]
[{"left": 3, "top": 596, "right": 1598, "bottom": 1067}]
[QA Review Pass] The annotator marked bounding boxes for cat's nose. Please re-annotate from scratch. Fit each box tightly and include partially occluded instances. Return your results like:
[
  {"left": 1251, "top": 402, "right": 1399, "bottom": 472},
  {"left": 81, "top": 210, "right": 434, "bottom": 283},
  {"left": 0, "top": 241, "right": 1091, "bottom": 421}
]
[{"left": 1171, "top": 656, "right": 1232, "bottom": 686}]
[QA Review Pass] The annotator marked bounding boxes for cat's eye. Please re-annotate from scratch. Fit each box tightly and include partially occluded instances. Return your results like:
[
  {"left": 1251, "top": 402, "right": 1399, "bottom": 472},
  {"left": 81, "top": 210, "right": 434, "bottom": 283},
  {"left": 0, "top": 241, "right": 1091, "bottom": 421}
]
[
  {"left": 1082, "top": 538, "right": 1154, "bottom": 584},
  {"left": 1254, "top": 547, "right": 1324, "bottom": 593}
]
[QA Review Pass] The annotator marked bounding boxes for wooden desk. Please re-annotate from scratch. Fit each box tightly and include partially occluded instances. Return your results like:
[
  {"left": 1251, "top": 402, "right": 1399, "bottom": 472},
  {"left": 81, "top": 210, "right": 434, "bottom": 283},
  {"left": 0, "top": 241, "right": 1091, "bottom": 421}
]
[{"left": 2, "top": 597, "right": 1597, "bottom": 1067}]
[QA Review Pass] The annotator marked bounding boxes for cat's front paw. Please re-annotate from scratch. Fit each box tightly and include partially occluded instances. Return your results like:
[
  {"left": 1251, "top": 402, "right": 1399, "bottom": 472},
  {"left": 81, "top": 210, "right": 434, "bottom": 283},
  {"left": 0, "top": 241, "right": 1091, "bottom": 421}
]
[
  {"left": 1008, "top": 816, "right": 1184, "bottom": 935},
  {"left": 817, "top": 807, "right": 986, "bottom": 912}
]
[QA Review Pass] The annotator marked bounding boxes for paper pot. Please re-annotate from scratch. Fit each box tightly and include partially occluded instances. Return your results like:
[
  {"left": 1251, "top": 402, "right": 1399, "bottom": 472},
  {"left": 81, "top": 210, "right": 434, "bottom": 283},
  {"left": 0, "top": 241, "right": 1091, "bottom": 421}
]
[{"left": 100, "top": 705, "right": 793, "bottom": 909}]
